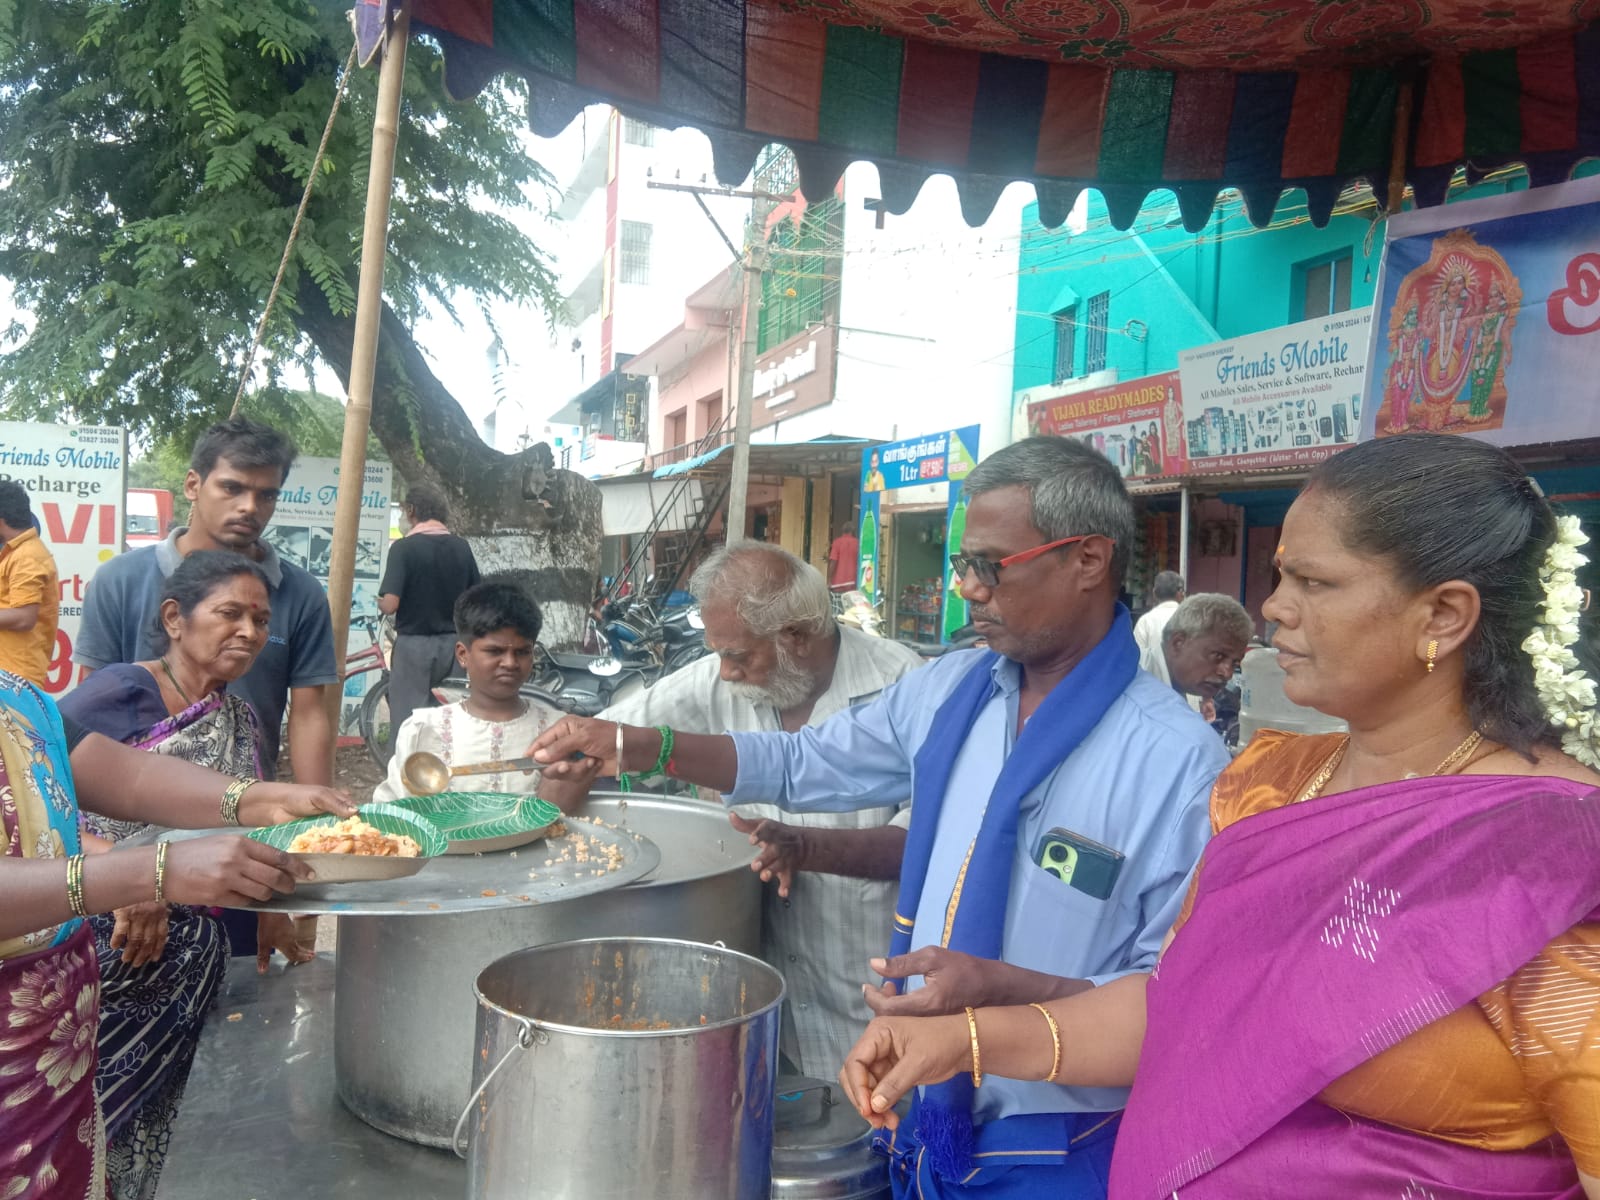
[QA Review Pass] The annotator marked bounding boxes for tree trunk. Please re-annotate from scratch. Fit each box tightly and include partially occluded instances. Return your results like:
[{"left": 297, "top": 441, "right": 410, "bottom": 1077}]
[{"left": 297, "top": 287, "right": 602, "bottom": 648}]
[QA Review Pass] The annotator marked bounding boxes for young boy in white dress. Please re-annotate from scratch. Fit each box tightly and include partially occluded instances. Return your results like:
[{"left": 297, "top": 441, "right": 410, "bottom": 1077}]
[{"left": 374, "top": 579, "right": 597, "bottom": 809}]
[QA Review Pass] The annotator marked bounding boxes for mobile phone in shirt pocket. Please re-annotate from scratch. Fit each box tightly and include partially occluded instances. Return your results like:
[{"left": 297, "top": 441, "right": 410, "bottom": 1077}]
[{"left": 1033, "top": 827, "right": 1125, "bottom": 901}]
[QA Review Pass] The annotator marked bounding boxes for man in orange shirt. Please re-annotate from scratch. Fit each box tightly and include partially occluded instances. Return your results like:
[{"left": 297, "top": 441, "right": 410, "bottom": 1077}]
[
  {"left": 827, "top": 519, "right": 859, "bottom": 593},
  {"left": 0, "top": 480, "right": 59, "bottom": 685}
]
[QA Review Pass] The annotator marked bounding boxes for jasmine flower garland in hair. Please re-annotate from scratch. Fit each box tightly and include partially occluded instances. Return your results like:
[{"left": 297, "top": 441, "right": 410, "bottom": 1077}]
[{"left": 1522, "top": 515, "right": 1600, "bottom": 768}]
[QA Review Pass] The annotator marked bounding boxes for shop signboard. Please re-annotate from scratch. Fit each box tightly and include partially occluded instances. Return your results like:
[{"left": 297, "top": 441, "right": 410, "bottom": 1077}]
[
  {"left": 262, "top": 457, "right": 393, "bottom": 735},
  {"left": 861, "top": 425, "right": 980, "bottom": 494},
  {"left": 857, "top": 425, "right": 980, "bottom": 619},
  {"left": 1362, "top": 174, "right": 1600, "bottom": 447},
  {"left": 0, "top": 421, "right": 126, "bottom": 696},
  {"left": 1178, "top": 310, "right": 1370, "bottom": 473},
  {"left": 1026, "top": 372, "right": 1186, "bottom": 480},
  {"left": 754, "top": 323, "right": 837, "bottom": 429}
]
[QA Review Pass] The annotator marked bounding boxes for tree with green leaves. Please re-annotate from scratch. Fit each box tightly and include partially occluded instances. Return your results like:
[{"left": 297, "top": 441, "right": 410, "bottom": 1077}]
[{"left": 0, "top": 0, "right": 603, "bottom": 641}]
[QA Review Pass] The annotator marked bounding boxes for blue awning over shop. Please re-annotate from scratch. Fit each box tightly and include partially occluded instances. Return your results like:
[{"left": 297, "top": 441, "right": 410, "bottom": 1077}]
[{"left": 652, "top": 435, "right": 876, "bottom": 480}]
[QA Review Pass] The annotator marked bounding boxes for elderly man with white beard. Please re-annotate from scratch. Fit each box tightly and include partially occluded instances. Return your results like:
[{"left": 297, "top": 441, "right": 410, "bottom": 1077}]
[{"left": 599, "top": 541, "right": 925, "bottom": 1078}]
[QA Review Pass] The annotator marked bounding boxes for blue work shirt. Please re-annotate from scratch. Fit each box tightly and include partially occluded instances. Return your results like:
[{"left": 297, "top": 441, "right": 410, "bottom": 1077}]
[{"left": 730, "top": 648, "right": 1227, "bottom": 1121}]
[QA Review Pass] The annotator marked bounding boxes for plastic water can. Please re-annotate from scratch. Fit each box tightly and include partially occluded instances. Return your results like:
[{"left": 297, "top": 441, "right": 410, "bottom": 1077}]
[{"left": 1238, "top": 648, "right": 1347, "bottom": 745}]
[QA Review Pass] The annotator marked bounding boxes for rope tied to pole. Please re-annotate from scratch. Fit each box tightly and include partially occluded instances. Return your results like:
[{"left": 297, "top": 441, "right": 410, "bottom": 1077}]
[{"left": 229, "top": 36, "right": 361, "bottom": 418}]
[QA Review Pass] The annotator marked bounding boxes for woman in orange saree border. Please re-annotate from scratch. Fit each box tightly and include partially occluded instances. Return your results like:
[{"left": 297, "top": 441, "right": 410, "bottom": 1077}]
[{"left": 839, "top": 433, "right": 1600, "bottom": 1198}]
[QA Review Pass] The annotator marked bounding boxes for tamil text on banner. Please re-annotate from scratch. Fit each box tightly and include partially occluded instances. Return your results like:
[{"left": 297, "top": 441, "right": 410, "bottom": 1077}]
[
  {"left": 266, "top": 457, "right": 393, "bottom": 735},
  {"left": 1362, "top": 174, "right": 1600, "bottom": 446},
  {"left": 1027, "top": 372, "right": 1186, "bottom": 480},
  {"left": 861, "top": 426, "right": 980, "bottom": 492},
  {"left": 0, "top": 422, "right": 126, "bottom": 696},
  {"left": 1179, "top": 311, "right": 1370, "bottom": 473}
]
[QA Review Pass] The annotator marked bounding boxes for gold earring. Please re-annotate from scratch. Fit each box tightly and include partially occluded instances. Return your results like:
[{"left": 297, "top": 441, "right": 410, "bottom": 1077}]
[{"left": 1426, "top": 639, "right": 1438, "bottom": 673}]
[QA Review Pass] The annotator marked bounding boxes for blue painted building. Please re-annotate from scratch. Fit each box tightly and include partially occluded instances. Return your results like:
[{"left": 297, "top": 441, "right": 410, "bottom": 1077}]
[
  {"left": 1010, "top": 175, "right": 1600, "bottom": 623},
  {"left": 1013, "top": 188, "right": 1391, "bottom": 618},
  {"left": 1014, "top": 190, "right": 1383, "bottom": 398}
]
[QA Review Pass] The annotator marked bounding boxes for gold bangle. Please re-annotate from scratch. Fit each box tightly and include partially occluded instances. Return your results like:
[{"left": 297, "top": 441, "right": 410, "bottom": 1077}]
[
  {"left": 964, "top": 1006, "right": 983, "bottom": 1089},
  {"left": 154, "top": 841, "right": 169, "bottom": 903},
  {"left": 66, "top": 854, "right": 87, "bottom": 918},
  {"left": 220, "top": 777, "right": 257, "bottom": 826},
  {"left": 1029, "top": 1002, "right": 1062, "bottom": 1084}
]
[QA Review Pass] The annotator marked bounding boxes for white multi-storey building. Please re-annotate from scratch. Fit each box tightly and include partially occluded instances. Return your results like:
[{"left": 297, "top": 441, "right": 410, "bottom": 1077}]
[{"left": 492, "top": 108, "right": 748, "bottom": 473}]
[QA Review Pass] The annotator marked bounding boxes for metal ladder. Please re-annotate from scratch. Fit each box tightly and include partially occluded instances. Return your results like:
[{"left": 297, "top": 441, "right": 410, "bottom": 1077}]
[{"left": 607, "top": 415, "right": 731, "bottom": 605}]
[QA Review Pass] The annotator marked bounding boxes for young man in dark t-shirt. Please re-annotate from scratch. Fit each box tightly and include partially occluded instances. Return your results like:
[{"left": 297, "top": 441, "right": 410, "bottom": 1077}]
[
  {"left": 77, "top": 418, "right": 337, "bottom": 780},
  {"left": 377, "top": 483, "right": 480, "bottom": 755}
]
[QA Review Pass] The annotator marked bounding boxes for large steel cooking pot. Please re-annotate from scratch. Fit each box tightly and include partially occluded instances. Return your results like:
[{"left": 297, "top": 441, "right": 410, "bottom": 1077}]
[
  {"left": 459, "top": 937, "right": 784, "bottom": 1200},
  {"left": 335, "top": 792, "right": 759, "bottom": 1146}
]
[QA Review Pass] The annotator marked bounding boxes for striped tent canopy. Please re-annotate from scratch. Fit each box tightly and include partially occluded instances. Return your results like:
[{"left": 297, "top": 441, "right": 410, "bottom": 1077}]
[{"left": 354, "top": 0, "right": 1600, "bottom": 230}]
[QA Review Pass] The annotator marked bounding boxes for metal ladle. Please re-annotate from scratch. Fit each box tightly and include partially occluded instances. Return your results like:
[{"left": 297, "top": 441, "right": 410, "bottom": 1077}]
[{"left": 402, "top": 750, "right": 543, "bottom": 796}]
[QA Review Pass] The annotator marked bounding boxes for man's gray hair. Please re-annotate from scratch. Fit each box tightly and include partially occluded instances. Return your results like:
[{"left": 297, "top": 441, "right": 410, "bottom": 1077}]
[
  {"left": 689, "top": 541, "right": 834, "bottom": 640},
  {"left": 1150, "top": 570, "right": 1185, "bottom": 602},
  {"left": 1164, "top": 593, "right": 1254, "bottom": 646},
  {"left": 963, "top": 436, "right": 1136, "bottom": 576}
]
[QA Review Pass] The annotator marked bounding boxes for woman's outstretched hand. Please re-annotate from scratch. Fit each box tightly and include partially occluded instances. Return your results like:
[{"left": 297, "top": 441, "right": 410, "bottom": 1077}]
[
  {"left": 161, "top": 835, "right": 311, "bottom": 908},
  {"left": 242, "top": 782, "right": 356, "bottom": 827},
  {"left": 838, "top": 1013, "right": 971, "bottom": 1129}
]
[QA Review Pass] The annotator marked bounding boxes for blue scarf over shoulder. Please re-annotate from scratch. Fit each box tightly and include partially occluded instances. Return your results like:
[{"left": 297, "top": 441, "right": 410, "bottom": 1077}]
[{"left": 887, "top": 607, "right": 1138, "bottom": 1180}]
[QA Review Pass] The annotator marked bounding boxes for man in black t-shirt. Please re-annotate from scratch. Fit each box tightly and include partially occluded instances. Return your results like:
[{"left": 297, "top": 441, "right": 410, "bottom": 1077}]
[{"left": 377, "top": 483, "right": 480, "bottom": 756}]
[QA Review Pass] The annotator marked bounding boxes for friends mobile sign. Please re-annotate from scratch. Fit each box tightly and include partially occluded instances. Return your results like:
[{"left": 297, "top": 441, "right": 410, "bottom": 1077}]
[{"left": 1178, "top": 310, "right": 1371, "bottom": 474}]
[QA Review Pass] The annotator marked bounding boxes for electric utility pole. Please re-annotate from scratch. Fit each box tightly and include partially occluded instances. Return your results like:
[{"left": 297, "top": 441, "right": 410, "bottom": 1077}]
[{"left": 645, "top": 180, "right": 787, "bottom": 542}]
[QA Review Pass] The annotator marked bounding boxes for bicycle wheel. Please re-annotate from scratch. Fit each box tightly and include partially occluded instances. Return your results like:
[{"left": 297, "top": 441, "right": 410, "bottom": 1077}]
[{"left": 360, "top": 676, "right": 393, "bottom": 768}]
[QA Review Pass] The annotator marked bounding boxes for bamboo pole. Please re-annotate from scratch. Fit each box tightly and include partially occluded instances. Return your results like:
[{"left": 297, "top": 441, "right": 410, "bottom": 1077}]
[
  {"left": 323, "top": 0, "right": 411, "bottom": 748},
  {"left": 1386, "top": 78, "right": 1415, "bottom": 216}
]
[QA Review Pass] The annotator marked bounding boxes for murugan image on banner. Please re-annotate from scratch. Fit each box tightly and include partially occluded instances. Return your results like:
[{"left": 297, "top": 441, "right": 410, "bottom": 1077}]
[{"left": 1375, "top": 228, "right": 1521, "bottom": 437}]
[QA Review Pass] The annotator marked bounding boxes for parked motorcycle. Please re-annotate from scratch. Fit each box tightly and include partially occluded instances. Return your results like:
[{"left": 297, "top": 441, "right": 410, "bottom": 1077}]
[
  {"left": 659, "top": 603, "right": 708, "bottom": 672},
  {"left": 834, "top": 590, "right": 884, "bottom": 638}
]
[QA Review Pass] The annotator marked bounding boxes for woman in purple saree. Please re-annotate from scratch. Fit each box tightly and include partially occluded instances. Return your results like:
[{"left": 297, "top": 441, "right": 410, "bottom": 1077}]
[
  {"left": 59, "top": 552, "right": 296, "bottom": 1200},
  {"left": 840, "top": 433, "right": 1600, "bottom": 1198}
]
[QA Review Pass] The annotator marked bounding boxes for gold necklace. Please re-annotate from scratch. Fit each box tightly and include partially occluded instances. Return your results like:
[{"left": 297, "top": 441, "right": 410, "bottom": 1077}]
[{"left": 1296, "top": 730, "right": 1485, "bottom": 805}]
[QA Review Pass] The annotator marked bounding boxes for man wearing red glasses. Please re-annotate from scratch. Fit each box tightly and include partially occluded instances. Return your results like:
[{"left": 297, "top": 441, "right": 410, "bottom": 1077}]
[{"left": 530, "top": 436, "right": 1226, "bottom": 1200}]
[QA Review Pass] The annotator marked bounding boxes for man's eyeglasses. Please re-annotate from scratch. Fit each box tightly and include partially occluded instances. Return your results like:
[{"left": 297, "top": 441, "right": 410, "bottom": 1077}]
[{"left": 949, "top": 535, "right": 1093, "bottom": 589}]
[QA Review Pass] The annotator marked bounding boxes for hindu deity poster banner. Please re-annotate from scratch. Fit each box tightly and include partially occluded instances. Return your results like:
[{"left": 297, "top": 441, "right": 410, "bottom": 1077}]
[{"left": 1364, "top": 173, "right": 1600, "bottom": 446}]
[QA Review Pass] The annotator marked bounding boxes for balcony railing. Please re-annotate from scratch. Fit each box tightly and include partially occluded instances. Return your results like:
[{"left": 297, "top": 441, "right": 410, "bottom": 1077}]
[{"left": 644, "top": 419, "right": 735, "bottom": 471}]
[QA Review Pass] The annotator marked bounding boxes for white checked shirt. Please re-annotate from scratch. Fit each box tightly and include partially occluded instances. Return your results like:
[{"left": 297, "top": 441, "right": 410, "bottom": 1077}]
[{"left": 603, "top": 625, "right": 925, "bottom": 1077}]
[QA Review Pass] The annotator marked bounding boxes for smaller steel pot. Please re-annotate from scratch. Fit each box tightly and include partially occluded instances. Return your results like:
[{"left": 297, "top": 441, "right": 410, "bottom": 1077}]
[{"left": 771, "top": 1075, "right": 892, "bottom": 1200}]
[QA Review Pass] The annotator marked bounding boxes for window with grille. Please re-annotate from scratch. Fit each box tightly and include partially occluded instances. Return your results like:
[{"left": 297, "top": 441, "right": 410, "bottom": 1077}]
[
  {"left": 758, "top": 198, "right": 842, "bottom": 354},
  {"left": 623, "top": 118, "right": 656, "bottom": 147},
  {"left": 1085, "top": 291, "right": 1109, "bottom": 375},
  {"left": 620, "top": 221, "right": 652, "bottom": 285},
  {"left": 1053, "top": 307, "right": 1077, "bottom": 382},
  {"left": 1297, "top": 251, "right": 1353, "bottom": 320}
]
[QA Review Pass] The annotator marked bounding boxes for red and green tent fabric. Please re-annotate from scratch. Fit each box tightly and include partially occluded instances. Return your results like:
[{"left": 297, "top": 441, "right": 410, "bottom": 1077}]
[{"left": 354, "top": 1, "right": 1600, "bottom": 229}]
